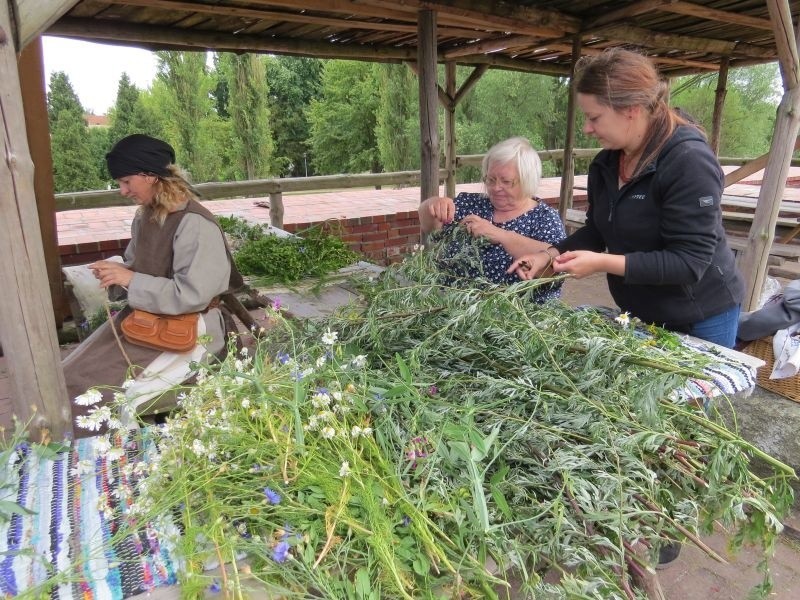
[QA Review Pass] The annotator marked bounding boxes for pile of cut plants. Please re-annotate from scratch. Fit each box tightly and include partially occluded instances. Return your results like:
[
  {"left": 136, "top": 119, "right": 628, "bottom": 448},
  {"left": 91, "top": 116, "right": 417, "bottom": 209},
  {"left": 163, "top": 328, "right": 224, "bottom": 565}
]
[
  {"left": 218, "top": 215, "right": 359, "bottom": 285},
  {"left": 31, "top": 232, "right": 798, "bottom": 599}
]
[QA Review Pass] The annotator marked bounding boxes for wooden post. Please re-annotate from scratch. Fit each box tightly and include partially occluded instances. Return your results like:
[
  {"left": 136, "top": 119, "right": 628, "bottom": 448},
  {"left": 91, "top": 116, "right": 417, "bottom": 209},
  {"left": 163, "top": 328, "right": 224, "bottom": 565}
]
[
  {"left": 418, "top": 9, "right": 439, "bottom": 206},
  {"left": 739, "top": 0, "right": 800, "bottom": 311},
  {"left": 0, "top": 7, "right": 71, "bottom": 441},
  {"left": 269, "top": 192, "right": 284, "bottom": 230},
  {"left": 18, "top": 37, "right": 64, "bottom": 326},
  {"left": 559, "top": 35, "right": 581, "bottom": 220},
  {"left": 710, "top": 57, "right": 729, "bottom": 155},
  {"left": 444, "top": 61, "right": 456, "bottom": 198}
]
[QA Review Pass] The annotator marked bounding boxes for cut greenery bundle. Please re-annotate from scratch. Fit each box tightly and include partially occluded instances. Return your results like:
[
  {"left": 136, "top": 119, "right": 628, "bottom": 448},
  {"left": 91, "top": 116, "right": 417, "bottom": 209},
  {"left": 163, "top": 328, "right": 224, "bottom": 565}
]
[
  {"left": 19, "top": 229, "right": 797, "bottom": 599},
  {"left": 218, "top": 215, "right": 359, "bottom": 285}
]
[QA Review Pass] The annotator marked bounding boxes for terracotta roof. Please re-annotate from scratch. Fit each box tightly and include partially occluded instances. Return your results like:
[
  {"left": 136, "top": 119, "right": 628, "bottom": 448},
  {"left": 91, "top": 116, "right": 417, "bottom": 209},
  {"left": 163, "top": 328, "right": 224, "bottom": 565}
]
[{"left": 84, "top": 114, "right": 109, "bottom": 128}]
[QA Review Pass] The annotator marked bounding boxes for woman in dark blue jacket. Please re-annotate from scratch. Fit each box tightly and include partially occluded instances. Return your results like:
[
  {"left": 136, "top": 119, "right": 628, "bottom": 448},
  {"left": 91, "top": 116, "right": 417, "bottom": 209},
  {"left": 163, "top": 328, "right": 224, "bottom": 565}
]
[{"left": 509, "top": 49, "right": 743, "bottom": 348}]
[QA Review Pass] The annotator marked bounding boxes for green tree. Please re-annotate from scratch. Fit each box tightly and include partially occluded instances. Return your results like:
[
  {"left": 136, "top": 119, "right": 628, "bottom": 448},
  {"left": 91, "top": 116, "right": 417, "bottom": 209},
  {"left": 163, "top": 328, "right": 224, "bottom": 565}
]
[
  {"left": 47, "top": 71, "right": 103, "bottom": 192},
  {"left": 155, "top": 50, "right": 218, "bottom": 180},
  {"left": 671, "top": 65, "right": 778, "bottom": 158},
  {"left": 218, "top": 53, "right": 273, "bottom": 179},
  {"left": 307, "top": 60, "right": 379, "bottom": 174},
  {"left": 266, "top": 56, "right": 323, "bottom": 176},
  {"left": 375, "top": 63, "right": 419, "bottom": 171},
  {"left": 107, "top": 73, "right": 164, "bottom": 146}
]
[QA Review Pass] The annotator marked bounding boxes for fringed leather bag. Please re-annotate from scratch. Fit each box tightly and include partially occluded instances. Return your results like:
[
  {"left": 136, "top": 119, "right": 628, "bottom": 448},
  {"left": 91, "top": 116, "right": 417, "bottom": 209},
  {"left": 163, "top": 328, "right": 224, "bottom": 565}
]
[{"left": 120, "top": 309, "right": 199, "bottom": 353}]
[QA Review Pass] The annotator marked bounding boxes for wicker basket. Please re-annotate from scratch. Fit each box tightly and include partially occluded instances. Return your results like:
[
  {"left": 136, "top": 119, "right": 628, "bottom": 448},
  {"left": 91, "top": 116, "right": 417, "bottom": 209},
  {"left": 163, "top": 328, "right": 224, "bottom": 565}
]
[{"left": 742, "top": 336, "right": 800, "bottom": 402}]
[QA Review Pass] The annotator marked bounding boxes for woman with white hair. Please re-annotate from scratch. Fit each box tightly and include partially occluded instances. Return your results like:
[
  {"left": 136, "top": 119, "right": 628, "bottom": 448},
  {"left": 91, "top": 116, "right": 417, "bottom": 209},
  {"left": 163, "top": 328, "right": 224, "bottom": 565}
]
[{"left": 419, "top": 136, "right": 566, "bottom": 301}]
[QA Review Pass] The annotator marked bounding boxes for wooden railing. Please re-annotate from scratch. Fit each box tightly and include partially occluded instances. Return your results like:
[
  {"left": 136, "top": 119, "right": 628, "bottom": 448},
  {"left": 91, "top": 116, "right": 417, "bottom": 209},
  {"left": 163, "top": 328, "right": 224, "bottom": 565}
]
[{"left": 53, "top": 149, "right": 794, "bottom": 229}]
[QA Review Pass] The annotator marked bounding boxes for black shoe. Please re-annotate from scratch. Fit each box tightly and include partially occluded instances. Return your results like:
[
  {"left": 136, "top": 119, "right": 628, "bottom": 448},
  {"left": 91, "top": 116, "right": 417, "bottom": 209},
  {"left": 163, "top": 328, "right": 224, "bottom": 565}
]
[{"left": 656, "top": 542, "right": 682, "bottom": 569}]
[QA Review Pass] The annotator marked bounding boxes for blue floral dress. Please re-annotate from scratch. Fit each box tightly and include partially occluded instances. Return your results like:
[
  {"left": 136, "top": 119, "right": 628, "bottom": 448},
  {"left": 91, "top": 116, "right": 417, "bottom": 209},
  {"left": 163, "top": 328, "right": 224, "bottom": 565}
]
[{"left": 440, "top": 192, "right": 566, "bottom": 301}]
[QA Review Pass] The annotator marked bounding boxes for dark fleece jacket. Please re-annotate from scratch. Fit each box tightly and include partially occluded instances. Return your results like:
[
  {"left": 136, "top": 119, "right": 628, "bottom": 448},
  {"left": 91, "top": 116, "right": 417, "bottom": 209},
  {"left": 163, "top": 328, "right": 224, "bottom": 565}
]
[{"left": 556, "top": 125, "right": 744, "bottom": 329}]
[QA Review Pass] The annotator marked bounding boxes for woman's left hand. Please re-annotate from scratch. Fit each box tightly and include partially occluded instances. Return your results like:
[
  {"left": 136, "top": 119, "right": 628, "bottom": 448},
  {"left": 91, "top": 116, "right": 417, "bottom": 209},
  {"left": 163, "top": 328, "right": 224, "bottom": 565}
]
[
  {"left": 461, "top": 215, "right": 503, "bottom": 243},
  {"left": 552, "top": 251, "right": 605, "bottom": 278},
  {"left": 90, "top": 260, "right": 134, "bottom": 289}
]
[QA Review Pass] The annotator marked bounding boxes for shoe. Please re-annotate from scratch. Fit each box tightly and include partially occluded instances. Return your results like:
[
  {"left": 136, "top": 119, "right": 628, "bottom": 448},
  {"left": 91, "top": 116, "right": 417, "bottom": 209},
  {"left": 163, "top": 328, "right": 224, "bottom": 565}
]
[{"left": 656, "top": 541, "right": 682, "bottom": 569}]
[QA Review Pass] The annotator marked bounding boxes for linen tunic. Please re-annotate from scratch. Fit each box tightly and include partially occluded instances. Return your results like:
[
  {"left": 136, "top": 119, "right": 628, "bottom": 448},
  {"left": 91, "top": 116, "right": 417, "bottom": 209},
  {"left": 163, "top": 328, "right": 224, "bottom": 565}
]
[
  {"left": 441, "top": 192, "right": 566, "bottom": 301},
  {"left": 64, "top": 210, "right": 232, "bottom": 435}
]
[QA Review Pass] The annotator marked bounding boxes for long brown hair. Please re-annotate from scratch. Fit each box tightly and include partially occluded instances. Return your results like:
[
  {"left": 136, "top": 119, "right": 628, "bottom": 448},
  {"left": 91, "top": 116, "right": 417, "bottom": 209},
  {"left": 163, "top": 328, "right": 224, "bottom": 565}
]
[
  {"left": 574, "top": 48, "right": 703, "bottom": 178},
  {"left": 142, "top": 165, "right": 199, "bottom": 225}
]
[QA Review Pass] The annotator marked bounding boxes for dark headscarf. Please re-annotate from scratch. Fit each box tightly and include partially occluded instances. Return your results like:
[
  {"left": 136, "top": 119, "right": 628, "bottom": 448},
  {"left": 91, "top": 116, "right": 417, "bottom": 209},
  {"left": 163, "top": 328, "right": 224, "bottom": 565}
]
[{"left": 105, "top": 134, "right": 176, "bottom": 179}]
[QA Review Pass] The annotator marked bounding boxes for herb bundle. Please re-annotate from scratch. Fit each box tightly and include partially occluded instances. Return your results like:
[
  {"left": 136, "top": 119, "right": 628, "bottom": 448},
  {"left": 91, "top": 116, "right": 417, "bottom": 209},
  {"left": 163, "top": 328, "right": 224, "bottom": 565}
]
[
  {"left": 218, "top": 216, "right": 359, "bottom": 284},
  {"left": 56, "top": 235, "right": 796, "bottom": 599}
]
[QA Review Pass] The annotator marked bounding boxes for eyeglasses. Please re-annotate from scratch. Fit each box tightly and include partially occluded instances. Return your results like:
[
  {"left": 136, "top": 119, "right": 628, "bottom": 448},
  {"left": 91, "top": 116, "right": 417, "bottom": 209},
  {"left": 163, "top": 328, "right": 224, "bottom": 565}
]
[{"left": 482, "top": 176, "right": 518, "bottom": 190}]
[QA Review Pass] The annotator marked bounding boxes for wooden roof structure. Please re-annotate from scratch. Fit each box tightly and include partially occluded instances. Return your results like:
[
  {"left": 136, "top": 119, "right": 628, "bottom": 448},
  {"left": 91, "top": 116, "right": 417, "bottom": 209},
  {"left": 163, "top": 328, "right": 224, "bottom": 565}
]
[
  {"left": 2, "top": 0, "right": 799, "bottom": 441},
  {"left": 35, "top": 1, "right": 795, "bottom": 77}
]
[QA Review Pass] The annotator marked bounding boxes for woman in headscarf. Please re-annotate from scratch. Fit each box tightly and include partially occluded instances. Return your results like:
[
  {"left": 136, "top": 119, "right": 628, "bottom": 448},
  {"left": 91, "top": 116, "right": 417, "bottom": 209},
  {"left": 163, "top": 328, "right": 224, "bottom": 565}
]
[{"left": 64, "top": 134, "right": 243, "bottom": 436}]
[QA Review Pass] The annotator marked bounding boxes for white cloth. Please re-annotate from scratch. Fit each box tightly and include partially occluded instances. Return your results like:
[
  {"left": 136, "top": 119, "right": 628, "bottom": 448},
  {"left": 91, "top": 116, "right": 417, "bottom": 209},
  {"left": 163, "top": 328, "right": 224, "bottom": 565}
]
[{"left": 770, "top": 323, "right": 800, "bottom": 379}]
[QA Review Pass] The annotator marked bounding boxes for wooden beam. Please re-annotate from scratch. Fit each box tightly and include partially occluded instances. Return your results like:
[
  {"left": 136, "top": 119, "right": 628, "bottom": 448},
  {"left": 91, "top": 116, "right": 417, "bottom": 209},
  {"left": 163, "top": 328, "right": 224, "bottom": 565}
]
[
  {"left": 442, "top": 34, "right": 540, "bottom": 60},
  {"left": 418, "top": 10, "right": 440, "bottom": 208},
  {"left": 738, "top": 85, "right": 800, "bottom": 311},
  {"left": 710, "top": 57, "right": 728, "bottom": 155},
  {"left": 558, "top": 35, "right": 582, "bottom": 221},
  {"left": 404, "top": 61, "right": 451, "bottom": 109},
  {"left": 362, "top": 0, "right": 578, "bottom": 36},
  {"left": 48, "top": 18, "right": 417, "bottom": 61},
  {"left": 111, "top": 0, "right": 484, "bottom": 39},
  {"left": 0, "top": 4, "right": 71, "bottom": 441},
  {"left": 453, "top": 63, "right": 488, "bottom": 106},
  {"left": 665, "top": 1, "right": 774, "bottom": 31},
  {"left": 15, "top": 0, "right": 76, "bottom": 48},
  {"left": 444, "top": 61, "right": 456, "bottom": 198},
  {"left": 768, "top": 0, "right": 800, "bottom": 88},
  {"left": 585, "top": 0, "right": 676, "bottom": 29},
  {"left": 592, "top": 23, "right": 777, "bottom": 59},
  {"left": 18, "top": 37, "right": 64, "bottom": 326},
  {"left": 545, "top": 41, "right": 718, "bottom": 71}
]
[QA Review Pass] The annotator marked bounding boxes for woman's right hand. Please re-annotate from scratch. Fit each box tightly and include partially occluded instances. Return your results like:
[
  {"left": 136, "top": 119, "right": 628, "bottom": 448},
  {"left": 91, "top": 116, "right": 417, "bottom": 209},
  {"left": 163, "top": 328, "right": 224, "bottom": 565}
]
[
  {"left": 507, "top": 251, "right": 554, "bottom": 280},
  {"left": 421, "top": 196, "right": 456, "bottom": 226}
]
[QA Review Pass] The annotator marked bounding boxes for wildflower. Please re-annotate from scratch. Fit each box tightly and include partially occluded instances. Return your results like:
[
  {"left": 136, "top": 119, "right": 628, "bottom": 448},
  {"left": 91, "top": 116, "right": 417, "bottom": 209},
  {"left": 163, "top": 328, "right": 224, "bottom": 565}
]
[
  {"left": 74, "top": 388, "right": 103, "bottom": 406},
  {"left": 321, "top": 329, "right": 338, "bottom": 346},
  {"left": 402, "top": 515, "right": 411, "bottom": 527},
  {"left": 350, "top": 425, "right": 363, "bottom": 438},
  {"left": 361, "top": 426, "right": 373, "bottom": 437},
  {"left": 311, "top": 390, "right": 331, "bottom": 408},
  {"left": 427, "top": 385, "right": 438, "bottom": 396},
  {"left": 271, "top": 298, "right": 282, "bottom": 311},
  {"left": 277, "top": 352, "right": 291, "bottom": 365},
  {"left": 350, "top": 355, "right": 367, "bottom": 368},
  {"left": 614, "top": 311, "right": 631, "bottom": 327},
  {"left": 264, "top": 487, "right": 281, "bottom": 505},
  {"left": 272, "top": 540, "right": 290, "bottom": 563},
  {"left": 345, "top": 383, "right": 357, "bottom": 393},
  {"left": 208, "top": 578, "right": 222, "bottom": 593},
  {"left": 192, "top": 439, "right": 207, "bottom": 456},
  {"left": 339, "top": 461, "right": 351, "bottom": 477},
  {"left": 240, "top": 346, "right": 249, "bottom": 358},
  {"left": 94, "top": 435, "right": 112, "bottom": 455},
  {"left": 321, "top": 426, "right": 336, "bottom": 439},
  {"left": 241, "top": 398, "right": 251, "bottom": 409},
  {"left": 315, "top": 355, "right": 327, "bottom": 368}
]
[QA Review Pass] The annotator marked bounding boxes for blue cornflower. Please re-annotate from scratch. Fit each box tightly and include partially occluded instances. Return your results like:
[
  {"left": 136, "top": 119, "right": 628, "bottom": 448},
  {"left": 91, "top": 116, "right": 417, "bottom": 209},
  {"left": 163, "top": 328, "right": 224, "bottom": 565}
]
[
  {"left": 264, "top": 487, "right": 281, "bottom": 505},
  {"left": 402, "top": 515, "right": 411, "bottom": 527},
  {"left": 277, "top": 352, "right": 291, "bottom": 365},
  {"left": 272, "top": 540, "right": 290, "bottom": 563},
  {"left": 208, "top": 578, "right": 221, "bottom": 593}
]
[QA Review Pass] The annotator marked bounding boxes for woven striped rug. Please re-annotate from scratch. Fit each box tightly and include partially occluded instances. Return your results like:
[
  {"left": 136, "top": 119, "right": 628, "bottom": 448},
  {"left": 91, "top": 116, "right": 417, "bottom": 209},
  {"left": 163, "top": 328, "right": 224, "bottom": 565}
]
[{"left": 1, "top": 431, "right": 178, "bottom": 599}]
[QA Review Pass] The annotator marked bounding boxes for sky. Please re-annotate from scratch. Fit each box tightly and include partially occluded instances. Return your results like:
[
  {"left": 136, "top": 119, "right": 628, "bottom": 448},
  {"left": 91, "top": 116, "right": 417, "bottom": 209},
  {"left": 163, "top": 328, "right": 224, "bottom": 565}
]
[{"left": 42, "top": 37, "right": 159, "bottom": 115}]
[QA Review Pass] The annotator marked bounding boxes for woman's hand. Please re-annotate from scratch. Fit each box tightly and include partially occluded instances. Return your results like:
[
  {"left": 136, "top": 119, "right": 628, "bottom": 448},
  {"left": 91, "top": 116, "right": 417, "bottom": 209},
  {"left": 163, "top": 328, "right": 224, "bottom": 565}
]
[
  {"left": 507, "top": 251, "right": 554, "bottom": 280},
  {"left": 90, "top": 260, "right": 134, "bottom": 289},
  {"left": 552, "top": 250, "right": 614, "bottom": 278},
  {"left": 460, "top": 214, "right": 504, "bottom": 243},
  {"left": 422, "top": 196, "right": 456, "bottom": 225}
]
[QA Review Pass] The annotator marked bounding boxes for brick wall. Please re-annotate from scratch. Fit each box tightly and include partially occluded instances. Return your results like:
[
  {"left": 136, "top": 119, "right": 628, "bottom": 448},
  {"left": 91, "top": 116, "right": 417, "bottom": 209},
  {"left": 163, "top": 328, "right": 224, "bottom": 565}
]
[
  {"left": 59, "top": 239, "right": 129, "bottom": 267},
  {"left": 283, "top": 211, "right": 422, "bottom": 265}
]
